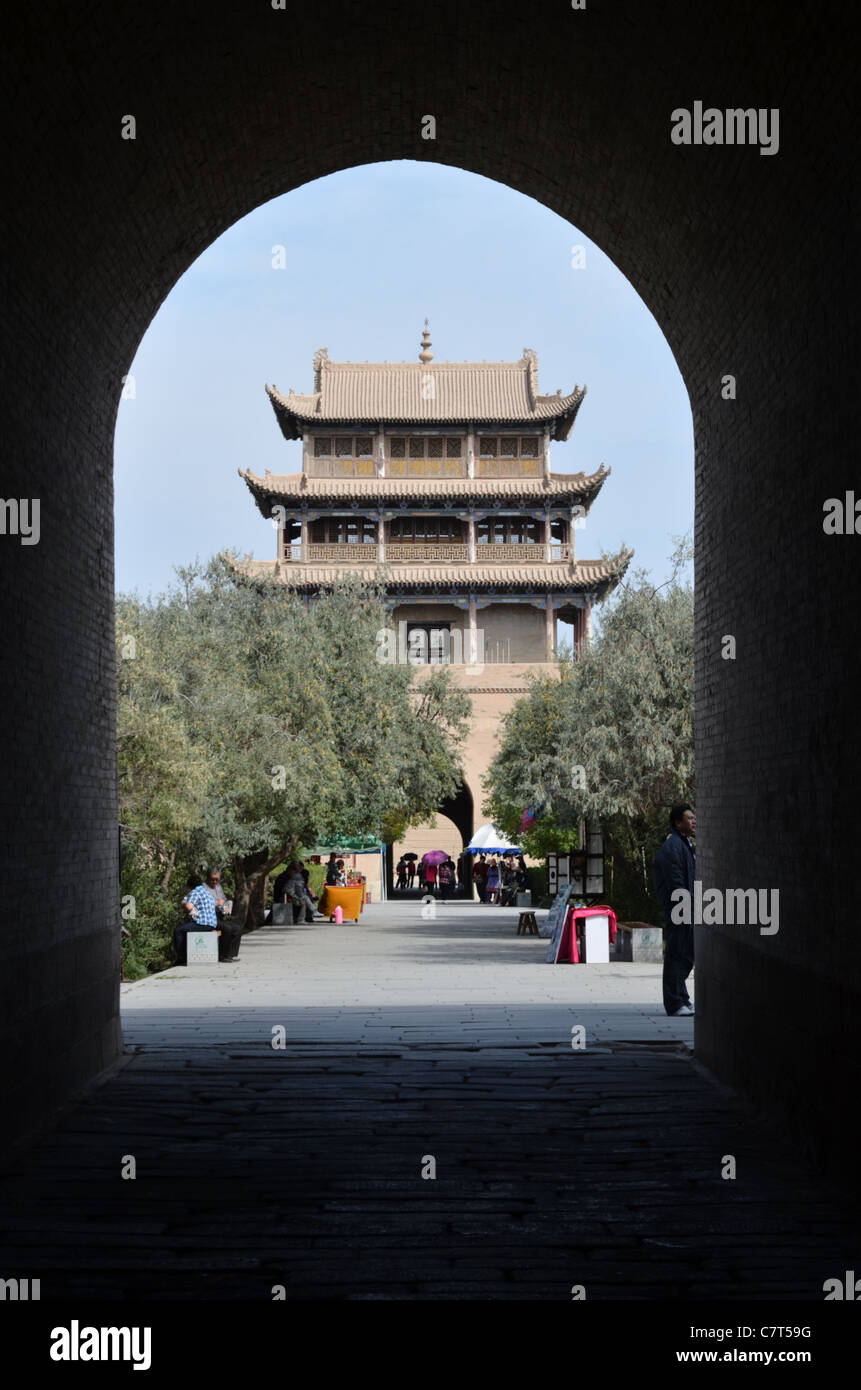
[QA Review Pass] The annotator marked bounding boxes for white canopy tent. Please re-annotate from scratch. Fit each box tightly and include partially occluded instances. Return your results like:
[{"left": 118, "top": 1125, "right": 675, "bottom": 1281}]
[{"left": 466, "top": 823, "right": 522, "bottom": 855}]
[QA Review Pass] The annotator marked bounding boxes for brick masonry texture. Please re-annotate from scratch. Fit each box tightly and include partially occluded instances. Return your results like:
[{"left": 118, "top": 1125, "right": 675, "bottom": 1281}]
[
  {"left": 0, "top": 1, "right": 858, "bottom": 1171},
  {"left": 1, "top": 908, "right": 858, "bottom": 1300}
]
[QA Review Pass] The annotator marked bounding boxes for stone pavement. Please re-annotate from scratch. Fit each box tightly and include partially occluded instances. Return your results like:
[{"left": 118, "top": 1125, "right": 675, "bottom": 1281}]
[
  {"left": 120, "top": 898, "right": 695, "bottom": 1050},
  {"left": 0, "top": 902, "right": 856, "bottom": 1299}
]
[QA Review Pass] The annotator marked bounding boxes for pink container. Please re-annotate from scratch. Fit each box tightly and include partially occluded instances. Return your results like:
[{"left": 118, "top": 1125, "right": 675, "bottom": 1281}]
[{"left": 333, "top": 905, "right": 343, "bottom": 924}]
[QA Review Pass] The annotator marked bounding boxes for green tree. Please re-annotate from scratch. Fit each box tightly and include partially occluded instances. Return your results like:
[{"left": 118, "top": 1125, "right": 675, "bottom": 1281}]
[
  {"left": 117, "top": 557, "right": 471, "bottom": 944},
  {"left": 485, "top": 539, "right": 694, "bottom": 920}
]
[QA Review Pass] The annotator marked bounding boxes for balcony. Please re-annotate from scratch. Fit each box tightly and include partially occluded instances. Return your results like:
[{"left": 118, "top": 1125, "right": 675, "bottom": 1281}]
[
  {"left": 478, "top": 542, "right": 571, "bottom": 562},
  {"left": 386, "top": 543, "right": 469, "bottom": 563},
  {"left": 284, "top": 542, "right": 379, "bottom": 562},
  {"left": 281, "top": 541, "right": 573, "bottom": 564}
]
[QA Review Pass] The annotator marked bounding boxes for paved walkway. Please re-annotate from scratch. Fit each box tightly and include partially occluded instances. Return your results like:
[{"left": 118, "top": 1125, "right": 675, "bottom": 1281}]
[
  {"left": 121, "top": 899, "right": 693, "bottom": 1051},
  {"left": 0, "top": 903, "right": 856, "bottom": 1299}
]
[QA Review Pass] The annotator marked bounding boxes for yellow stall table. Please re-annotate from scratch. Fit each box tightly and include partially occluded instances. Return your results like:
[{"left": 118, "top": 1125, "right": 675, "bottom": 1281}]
[{"left": 318, "top": 884, "right": 364, "bottom": 922}]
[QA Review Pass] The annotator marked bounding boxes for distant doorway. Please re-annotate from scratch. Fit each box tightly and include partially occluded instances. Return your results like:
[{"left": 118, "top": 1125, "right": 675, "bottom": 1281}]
[{"left": 406, "top": 622, "right": 452, "bottom": 665}]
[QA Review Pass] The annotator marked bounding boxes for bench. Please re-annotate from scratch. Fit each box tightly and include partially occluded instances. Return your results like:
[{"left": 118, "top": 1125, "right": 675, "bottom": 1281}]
[{"left": 616, "top": 921, "right": 664, "bottom": 963}]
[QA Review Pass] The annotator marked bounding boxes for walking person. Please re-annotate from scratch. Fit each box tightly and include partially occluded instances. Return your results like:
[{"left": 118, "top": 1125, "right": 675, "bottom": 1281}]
[
  {"left": 396, "top": 856, "right": 408, "bottom": 892},
  {"left": 472, "top": 854, "right": 488, "bottom": 902},
  {"left": 653, "top": 804, "right": 697, "bottom": 1016},
  {"left": 406, "top": 857, "right": 416, "bottom": 890},
  {"left": 485, "top": 856, "right": 500, "bottom": 904},
  {"left": 438, "top": 857, "right": 454, "bottom": 899},
  {"left": 424, "top": 858, "right": 438, "bottom": 896}
]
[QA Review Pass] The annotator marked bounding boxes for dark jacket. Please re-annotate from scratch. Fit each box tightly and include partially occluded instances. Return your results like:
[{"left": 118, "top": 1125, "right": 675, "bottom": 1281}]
[{"left": 653, "top": 830, "right": 696, "bottom": 928}]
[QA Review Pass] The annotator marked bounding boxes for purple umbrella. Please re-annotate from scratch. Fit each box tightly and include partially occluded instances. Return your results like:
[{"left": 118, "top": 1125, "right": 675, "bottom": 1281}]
[{"left": 421, "top": 850, "right": 449, "bottom": 865}]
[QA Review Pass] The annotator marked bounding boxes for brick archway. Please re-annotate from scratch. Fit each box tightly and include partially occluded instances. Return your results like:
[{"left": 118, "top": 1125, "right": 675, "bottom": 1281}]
[{"left": 1, "top": 2, "right": 857, "bottom": 1174}]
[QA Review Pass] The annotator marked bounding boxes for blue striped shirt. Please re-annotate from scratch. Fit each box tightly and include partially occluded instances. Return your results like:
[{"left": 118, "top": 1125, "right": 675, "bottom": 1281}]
[{"left": 185, "top": 884, "right": 218, "bottom": 927}]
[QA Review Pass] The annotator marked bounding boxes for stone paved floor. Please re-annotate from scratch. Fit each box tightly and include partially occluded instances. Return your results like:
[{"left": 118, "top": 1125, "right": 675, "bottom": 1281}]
[{"left": 0, "top": 903, "right": 856, "bottom": 1299}]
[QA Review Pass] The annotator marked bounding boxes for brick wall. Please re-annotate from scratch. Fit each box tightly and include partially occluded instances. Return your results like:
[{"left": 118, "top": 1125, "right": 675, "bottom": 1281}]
[{"left": 1, "top": 0, "right": 857, "bottom": 1170}]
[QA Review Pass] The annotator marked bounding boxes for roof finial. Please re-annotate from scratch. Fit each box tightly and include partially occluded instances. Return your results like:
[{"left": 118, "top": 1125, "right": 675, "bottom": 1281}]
[{"left": 419, "top": 317, "right": 434, "bottom": 364}]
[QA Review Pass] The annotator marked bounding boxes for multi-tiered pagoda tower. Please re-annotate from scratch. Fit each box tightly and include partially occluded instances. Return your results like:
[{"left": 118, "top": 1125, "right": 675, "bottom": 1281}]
[{"left": 239, "top": 325, "right": 629, "bottom": 873}]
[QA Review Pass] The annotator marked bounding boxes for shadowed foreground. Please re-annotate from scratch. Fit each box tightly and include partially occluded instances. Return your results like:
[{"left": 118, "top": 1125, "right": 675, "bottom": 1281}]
[{"left": 0, "top": 905, "right": 855, "bottom": 1299}]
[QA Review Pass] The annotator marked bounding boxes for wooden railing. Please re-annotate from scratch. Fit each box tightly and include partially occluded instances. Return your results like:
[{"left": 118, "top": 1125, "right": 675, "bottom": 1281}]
[
  {"left": 284, "top": 542, "right": 379, "bottom": 562},
  {"left": 304, "top": 459, "right": 379, "bottom": 478},
  {"left": 477, "top": 542, "right": 572, "bottom": 562},
  {"left": 304, "top": 458, "right": 469, "bottom": 478},
  {"left": 282, "top": 541, "right": 572, "bottom": 563},
  {"left": 386, "top": 543, "right": 470, "bottom": 562},
  {"left": 476, "top": 458, "right": 541, "bottom": 477}
]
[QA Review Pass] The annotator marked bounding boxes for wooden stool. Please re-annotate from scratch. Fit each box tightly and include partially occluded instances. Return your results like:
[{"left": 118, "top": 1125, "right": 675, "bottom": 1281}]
[{"left": 517, "top": 911, "right": 539, "bottom": 936}]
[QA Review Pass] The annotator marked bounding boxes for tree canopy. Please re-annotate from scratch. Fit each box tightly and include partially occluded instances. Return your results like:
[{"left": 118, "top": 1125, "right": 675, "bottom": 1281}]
[
  {"left": 484, "top": 540, "right": 694, "bottom": 918},
  {"left": 117, "top": 557, "right": 470, "bottom": 949}
]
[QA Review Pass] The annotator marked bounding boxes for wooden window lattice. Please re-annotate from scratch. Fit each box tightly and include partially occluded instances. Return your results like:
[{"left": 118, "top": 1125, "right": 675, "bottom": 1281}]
[
  {"left": 390, "top": 437, "right": 406, "bottom": 458},
  {"left": 314, "top": 436, "right": 332, "bottom": 457}
]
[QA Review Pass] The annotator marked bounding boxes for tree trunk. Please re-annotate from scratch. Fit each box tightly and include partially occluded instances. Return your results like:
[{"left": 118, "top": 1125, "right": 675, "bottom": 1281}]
[
  {"left": 603, "top": 825, "right": 660, "bottom": 924},
  {"left": 233, "top": 837, "right": 299, "bottom": 929},
  {"left": 249, "top": 872, "right": 268, "bottom": 927},
  {"left": 161, "top": 848, "right": 177, "bottom": 895}
]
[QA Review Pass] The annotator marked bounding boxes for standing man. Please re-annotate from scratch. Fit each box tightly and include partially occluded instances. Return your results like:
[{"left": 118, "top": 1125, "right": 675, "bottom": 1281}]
[{"left": 653, "top": 804, "right": 696, "bottom": 1016}]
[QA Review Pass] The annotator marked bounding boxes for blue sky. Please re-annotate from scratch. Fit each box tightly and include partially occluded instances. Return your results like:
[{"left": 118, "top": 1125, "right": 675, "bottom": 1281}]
[{"left": 114, "top": 160, "right": 693, "bottom": 603}]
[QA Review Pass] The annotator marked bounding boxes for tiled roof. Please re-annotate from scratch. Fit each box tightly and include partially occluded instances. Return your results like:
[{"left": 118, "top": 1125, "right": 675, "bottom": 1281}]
[
  {"left": 231, "top": 552, "right": 631, "bottom": 596},
  {"left": 266, "top": 348, "right": 586, "bottom": 440},
  {"left": 240, "top": 468, "right": 610, "bottom": 514}
]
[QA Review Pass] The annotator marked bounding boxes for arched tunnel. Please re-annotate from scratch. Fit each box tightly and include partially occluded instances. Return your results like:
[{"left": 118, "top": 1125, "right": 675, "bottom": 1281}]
[{"left": 0, "top": 0, "right": 857, "bottom": 1314}]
